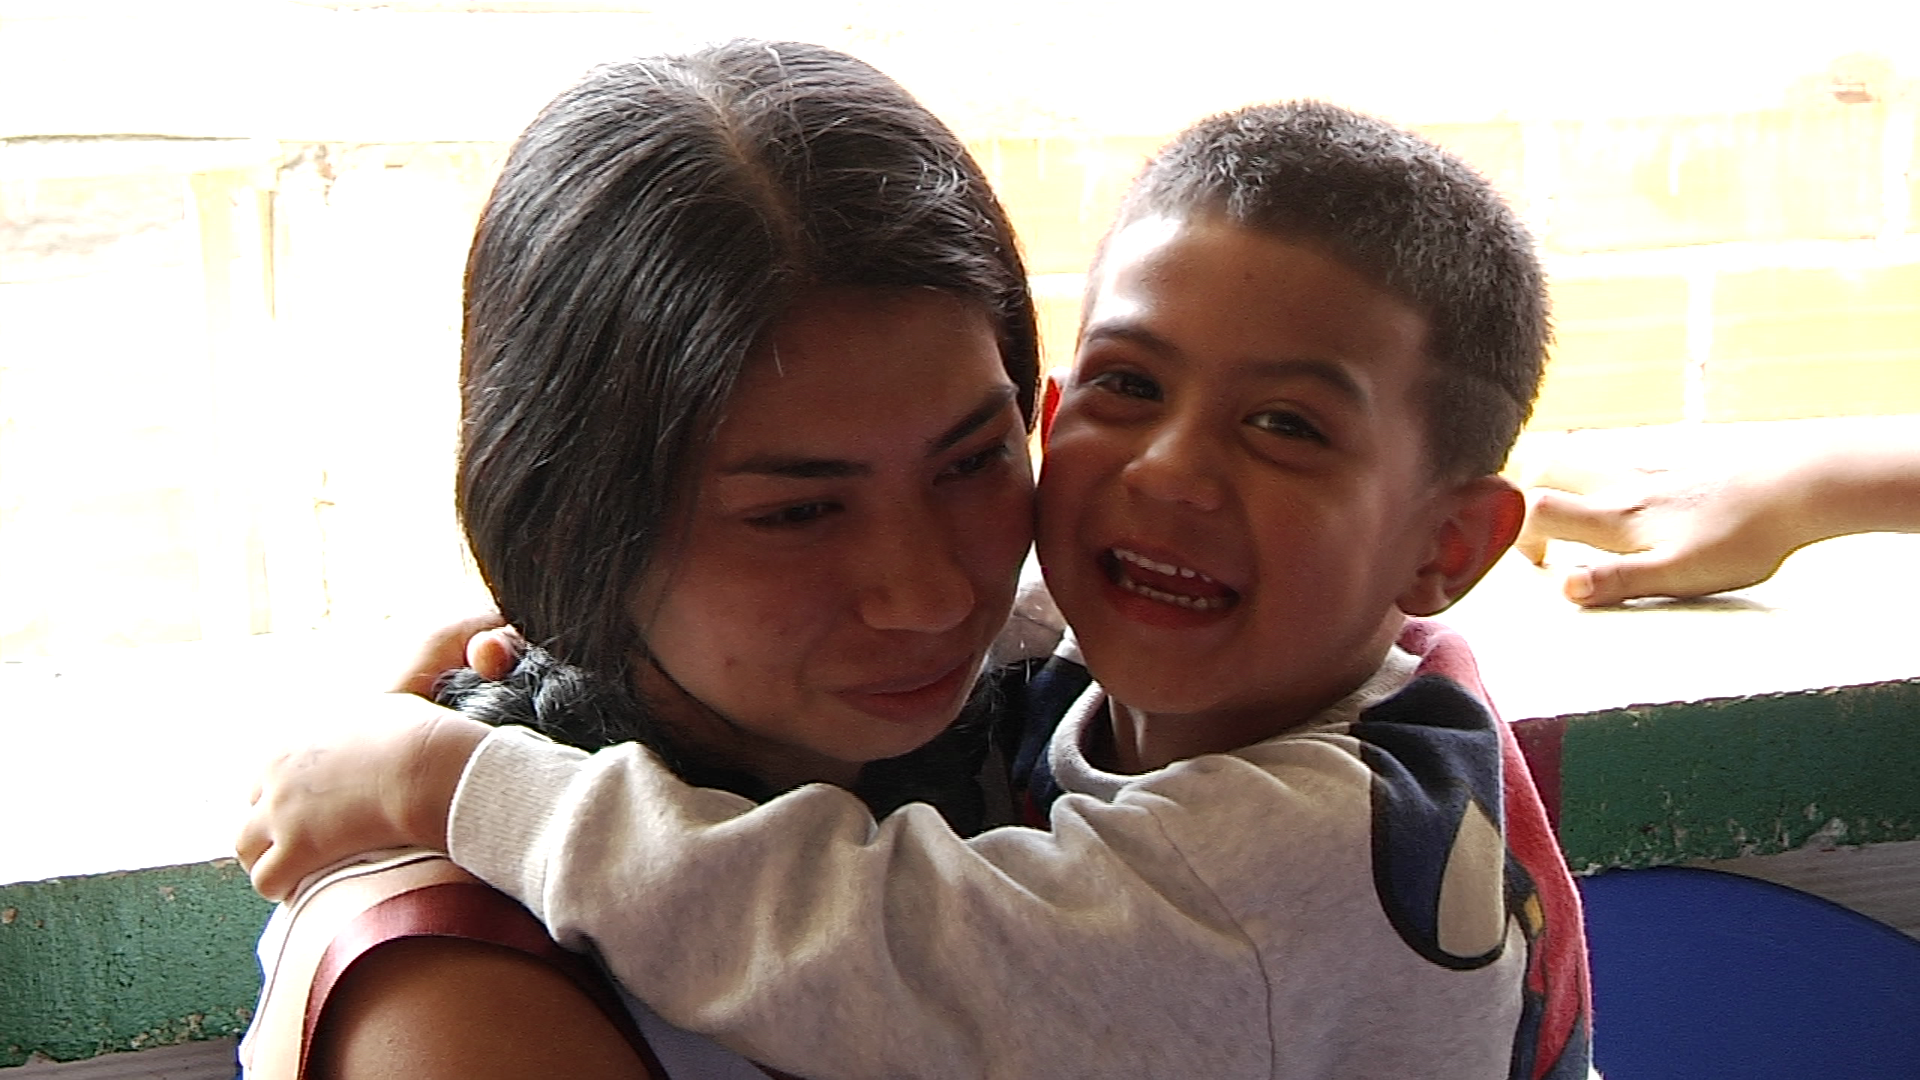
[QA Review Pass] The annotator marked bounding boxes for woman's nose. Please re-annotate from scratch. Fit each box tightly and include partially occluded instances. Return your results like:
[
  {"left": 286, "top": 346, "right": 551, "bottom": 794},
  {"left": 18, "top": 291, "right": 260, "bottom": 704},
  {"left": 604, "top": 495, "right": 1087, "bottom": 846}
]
[
  {"left": 1120, "top": 414, "right": 1226, "bottom": 512},
  {"left": 856, "top": 505, "right": 975, "bottom": 633}
]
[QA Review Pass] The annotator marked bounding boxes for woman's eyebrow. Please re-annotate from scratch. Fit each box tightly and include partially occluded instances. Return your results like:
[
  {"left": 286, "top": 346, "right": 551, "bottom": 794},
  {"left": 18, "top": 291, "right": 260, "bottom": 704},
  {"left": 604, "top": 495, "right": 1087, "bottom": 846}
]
[
  {"left": 721, "top": 456, "right": 867, "bottom": 479},
  {"left": 928, "top": 384, "right": 1018, "bottom": 455},
  {"left": 717, "top": 386, "right": 1017, "bottom": 480}
]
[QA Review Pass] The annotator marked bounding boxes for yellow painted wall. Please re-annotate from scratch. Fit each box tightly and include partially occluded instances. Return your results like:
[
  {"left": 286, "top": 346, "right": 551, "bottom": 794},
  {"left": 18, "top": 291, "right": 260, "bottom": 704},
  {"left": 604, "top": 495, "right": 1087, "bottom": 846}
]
[
  {"left": 1544, "top": 108, "right": 1888, "bottom": 252},
  {"left": 6, "top": 61, "right": 1920, "bottom": 657},
  {"left": 1531, "top": 275, "right": 1693, "bottom": 431},
  {"left": 1711, "top": 262, "right": 1920, "bottom": 420},
  {"left": 967, "top": 100, "right": 1919, "bottom": 430}
]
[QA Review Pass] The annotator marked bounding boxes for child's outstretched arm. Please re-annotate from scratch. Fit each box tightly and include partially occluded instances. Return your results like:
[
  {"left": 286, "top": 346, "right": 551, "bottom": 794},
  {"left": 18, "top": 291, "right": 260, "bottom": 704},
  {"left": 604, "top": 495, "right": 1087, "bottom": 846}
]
[
  {"left": 236, "top": 694, "right": 489, "bottom": 900},
  {"left": 1518, "top": 431, "right": 1920, "bottom": 605}
]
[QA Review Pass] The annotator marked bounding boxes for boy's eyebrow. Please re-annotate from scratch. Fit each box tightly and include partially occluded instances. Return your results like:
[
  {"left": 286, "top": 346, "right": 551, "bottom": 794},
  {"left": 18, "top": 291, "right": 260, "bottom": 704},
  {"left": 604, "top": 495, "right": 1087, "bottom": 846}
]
[
  {"left": 1083, "top": 325, "right": 1368, "bottom": 404},
  {"left": 718, "top": 384, "right": 1018, "bottom": 480},
  {"left": 1244, "top": 359, "right": 1368, "bottom": 405}
]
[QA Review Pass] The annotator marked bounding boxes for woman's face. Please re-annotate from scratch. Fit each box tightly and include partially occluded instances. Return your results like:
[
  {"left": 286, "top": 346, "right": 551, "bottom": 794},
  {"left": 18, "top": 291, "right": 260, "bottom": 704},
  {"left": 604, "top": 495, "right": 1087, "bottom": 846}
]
[{"left": 630, "top": 287, "right": 1034, "bottom": 789}]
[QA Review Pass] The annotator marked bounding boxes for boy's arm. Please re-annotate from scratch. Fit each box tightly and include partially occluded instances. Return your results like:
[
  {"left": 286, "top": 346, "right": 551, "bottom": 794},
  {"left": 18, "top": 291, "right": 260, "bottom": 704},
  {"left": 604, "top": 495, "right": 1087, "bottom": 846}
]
[
  {"left": 240, "top": 707, "right": 1283, "bottom": 1078},
  {"left": 451, "top": 725, "right": 1288, "bottom": 1080}
]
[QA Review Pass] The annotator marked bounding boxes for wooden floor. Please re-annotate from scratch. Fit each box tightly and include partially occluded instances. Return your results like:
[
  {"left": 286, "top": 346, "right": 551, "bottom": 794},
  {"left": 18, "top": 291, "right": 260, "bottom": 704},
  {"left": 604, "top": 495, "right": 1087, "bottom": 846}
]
[
  {"left": 7, "top": 1038, "right": 235, "bottom": 1080},
  {"left": 1695, "top": 839, "right": 1920, "bottom": 940}
]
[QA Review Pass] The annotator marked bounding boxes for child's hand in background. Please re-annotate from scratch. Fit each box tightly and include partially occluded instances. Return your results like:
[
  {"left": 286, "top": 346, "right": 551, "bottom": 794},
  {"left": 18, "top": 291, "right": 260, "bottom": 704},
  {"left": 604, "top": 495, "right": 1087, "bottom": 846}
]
[
  {"left": 1518, "top": 426, "right": 1920, "bottom": 606},
  {"left": 1518, "top": 462, "right": 1801, "bottom": 606}
]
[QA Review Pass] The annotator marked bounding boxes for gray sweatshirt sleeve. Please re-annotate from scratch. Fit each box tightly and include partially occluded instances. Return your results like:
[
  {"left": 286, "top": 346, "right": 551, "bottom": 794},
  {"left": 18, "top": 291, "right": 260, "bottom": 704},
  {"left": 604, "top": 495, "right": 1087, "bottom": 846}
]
[{"left": 447, "top": 725, "right": 1281, "bottom": 1079}]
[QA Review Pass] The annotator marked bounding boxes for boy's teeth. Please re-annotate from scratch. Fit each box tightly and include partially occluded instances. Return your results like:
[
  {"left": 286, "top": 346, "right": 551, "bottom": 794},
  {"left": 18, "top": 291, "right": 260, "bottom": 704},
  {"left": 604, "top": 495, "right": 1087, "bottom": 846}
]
[
  {"left": 1112, "top": 547, "right": 1217, "bottom": 584},
  {"left": 1118, "top": 577, "right": 1231, "bottom": 611},
  {"left": 1106, "top": 547, "right": 1235, "bottom": 611}
]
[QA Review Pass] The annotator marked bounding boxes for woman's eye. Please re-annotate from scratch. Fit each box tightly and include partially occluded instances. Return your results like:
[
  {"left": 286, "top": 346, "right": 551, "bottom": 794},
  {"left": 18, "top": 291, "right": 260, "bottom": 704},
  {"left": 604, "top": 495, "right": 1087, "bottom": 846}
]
[
  {"left": 1247, "top": 409, "right": 1328, "bottom": 445},
  {"left": 1084, "top": 369, "right": 1161, "bottom": 402},
  {"left": 941, "top": 442, "right": 1012, "bottom": 480},
  {"left": 745, "top": 501, "right": 838, "bottom": 529}
]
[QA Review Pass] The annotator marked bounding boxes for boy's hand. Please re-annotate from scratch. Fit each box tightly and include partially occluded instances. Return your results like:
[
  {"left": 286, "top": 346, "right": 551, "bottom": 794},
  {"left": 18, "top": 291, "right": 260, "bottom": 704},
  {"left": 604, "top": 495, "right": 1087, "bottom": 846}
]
[
  {"left": 236, "top": 693, "right": 490, "bottom": 901},
  {"left": 464, "top": 625, "right": 527, "bottom": 682},
  {"left": 390, "top": 614, "right": 512, "bottom": 696}
]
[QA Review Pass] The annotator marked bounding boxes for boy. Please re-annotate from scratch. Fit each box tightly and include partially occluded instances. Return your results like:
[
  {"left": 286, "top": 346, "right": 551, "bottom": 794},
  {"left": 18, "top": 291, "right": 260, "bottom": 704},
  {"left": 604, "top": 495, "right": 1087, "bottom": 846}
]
[{"left": 243, "top": 101, "right": 1591, "bottom": 1078}]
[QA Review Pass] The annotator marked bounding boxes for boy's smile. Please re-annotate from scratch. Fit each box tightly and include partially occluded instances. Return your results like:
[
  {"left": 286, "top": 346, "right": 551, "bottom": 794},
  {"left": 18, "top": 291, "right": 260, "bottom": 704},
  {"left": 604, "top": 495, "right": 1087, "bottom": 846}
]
[
  {"left": 1037, "top": 213, "right": 1461, "bottom": 770},
  {"left": 1105, "top": 545, "right": 1237, "bottom": 616}
]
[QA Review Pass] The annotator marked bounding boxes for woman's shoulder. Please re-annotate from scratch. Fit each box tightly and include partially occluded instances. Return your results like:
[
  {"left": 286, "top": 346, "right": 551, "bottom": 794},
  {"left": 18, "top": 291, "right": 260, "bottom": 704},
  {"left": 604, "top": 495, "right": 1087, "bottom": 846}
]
[{"left": 244, "top": 851, "right": 484, "bottom": 1079}]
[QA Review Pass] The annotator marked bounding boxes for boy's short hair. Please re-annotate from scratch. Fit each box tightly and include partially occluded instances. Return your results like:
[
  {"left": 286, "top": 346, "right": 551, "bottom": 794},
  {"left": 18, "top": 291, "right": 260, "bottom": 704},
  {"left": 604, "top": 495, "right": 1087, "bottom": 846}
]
[{"left": 1105, "top": 101, "right": 1548, "bottom": 479}]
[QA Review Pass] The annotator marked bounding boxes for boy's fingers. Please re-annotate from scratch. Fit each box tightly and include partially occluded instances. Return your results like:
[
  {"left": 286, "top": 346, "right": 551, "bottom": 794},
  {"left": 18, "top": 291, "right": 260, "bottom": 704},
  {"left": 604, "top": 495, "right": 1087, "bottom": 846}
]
[
  {"left": 466, "top": 627, "right": 524, "bottom": 682},
  {"left": 392, "top": 614, "right": 508, "bottom": 696},
  {"left": 235, "top": 818, "right": 268, "bottom": 875},
  {"left": 246, "top": 835, "right": 326, "bottom": 903},
  {"left": 249, "top": 847, "right": 292, "bottom": 903}
]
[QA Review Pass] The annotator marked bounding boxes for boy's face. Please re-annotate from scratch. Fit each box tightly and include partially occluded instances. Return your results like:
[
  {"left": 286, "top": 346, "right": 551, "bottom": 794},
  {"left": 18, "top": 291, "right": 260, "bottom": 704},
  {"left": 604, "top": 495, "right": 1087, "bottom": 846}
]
[{"left": 1038, "top": 213, "right": 1454, "bottom": 731}]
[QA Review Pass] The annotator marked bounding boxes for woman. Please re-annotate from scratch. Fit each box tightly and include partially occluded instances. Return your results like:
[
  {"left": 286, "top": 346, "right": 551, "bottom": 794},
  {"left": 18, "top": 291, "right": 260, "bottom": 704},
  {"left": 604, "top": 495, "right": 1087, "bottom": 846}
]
[{"left": 239, "top": 39, "right": 1041, "bottom": 1079}]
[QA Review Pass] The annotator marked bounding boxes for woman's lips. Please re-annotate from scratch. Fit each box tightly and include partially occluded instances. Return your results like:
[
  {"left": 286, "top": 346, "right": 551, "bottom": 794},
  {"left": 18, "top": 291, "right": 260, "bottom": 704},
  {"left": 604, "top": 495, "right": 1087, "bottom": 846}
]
[{"left": 835, "top": 659, "right": 976, "bottom": 724}]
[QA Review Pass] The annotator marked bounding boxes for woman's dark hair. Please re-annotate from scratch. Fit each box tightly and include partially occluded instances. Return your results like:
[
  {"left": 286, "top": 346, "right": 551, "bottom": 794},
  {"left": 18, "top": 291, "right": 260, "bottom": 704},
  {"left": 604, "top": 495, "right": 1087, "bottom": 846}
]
[{"left": 438, "top": 41, "right": 1037, "bottom": 825}]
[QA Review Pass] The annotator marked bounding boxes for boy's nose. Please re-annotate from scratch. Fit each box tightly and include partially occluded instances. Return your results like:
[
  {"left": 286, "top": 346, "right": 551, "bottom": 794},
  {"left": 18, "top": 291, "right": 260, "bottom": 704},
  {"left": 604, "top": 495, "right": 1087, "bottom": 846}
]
[
  {"left": 1121, "top": 418, "right": 1226, "bottom": 512},
  {"left": 856, "top": 507, "right": 975, "bottom": 633}
]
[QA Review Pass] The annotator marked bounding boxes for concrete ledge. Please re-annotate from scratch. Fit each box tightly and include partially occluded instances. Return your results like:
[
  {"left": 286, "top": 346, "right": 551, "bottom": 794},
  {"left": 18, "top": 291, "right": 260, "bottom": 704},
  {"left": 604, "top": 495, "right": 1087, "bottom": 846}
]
[
  {"left": 0, "top": 863, "right": 266, "bottom": 1068},
  {"left": 1517, "top": 679, "right": 1920, "bottom": 872}
]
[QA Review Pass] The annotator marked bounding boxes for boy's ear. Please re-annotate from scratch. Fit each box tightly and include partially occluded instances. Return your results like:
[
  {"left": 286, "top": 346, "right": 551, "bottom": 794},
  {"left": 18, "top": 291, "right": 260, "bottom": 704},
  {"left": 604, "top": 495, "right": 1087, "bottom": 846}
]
[
  {"left": 1038, "top": 370, "right": 1067, "bottom": 450},
  {"left": 1397, "top": 475, "right": 1525, "bottom": 617}
]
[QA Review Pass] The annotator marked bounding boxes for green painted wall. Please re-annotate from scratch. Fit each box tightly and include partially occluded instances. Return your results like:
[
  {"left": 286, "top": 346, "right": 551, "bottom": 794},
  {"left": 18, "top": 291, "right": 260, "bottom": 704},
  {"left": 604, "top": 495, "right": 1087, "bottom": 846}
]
[
  {"left": 1560, "top": 679, "right": 1920, "bottom": 873},
  {"left": 0, "top": 859, "right": 269, "bottom": 1067}
]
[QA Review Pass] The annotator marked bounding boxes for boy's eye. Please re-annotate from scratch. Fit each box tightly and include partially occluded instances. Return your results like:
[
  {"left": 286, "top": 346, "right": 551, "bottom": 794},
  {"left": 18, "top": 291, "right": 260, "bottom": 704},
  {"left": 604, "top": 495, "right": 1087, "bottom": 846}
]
[
  {"left": 941, "top": 442, "right": 1012, "bottom": 480},
  {"left": 1083, "top": 369, "right": 1162, "bottom": 402},
  {"left": 1247, "top": 409, "right": 1328, "bottom": 445},
  {"left": 745, "top": 501, "right": 839, "bottom": 529}
]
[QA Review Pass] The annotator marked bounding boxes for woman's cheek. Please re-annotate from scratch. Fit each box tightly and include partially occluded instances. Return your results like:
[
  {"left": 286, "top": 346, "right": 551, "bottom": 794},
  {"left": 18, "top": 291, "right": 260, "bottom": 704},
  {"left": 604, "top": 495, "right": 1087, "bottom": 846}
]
[{"left": 970, "top": 469, "right": 1038, "bottom": 585}]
